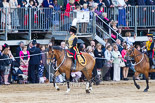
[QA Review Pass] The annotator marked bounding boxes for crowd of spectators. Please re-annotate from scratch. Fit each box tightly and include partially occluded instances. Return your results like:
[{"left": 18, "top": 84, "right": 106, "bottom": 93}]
[{"left": 0, "top": 0, "right": 154, "bottom": 33}]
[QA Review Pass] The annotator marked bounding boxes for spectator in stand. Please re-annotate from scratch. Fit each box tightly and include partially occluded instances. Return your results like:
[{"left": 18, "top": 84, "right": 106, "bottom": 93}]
[
  {"left": 125, "top": 32, "right": 136, "bottom": 48},
  {"left": 75, "top": 0, "right": 81, "bottom": 7},
  {"left": 16, "top": 41, "right": 24, "bottom": 67},
  {"left": 102, "top": 42, "right": 110, "bottom": 55},
  {"left": 53, "top": 0, "right": 62, "bottom": 11},
  {"left": 60, "top": 41, "right": 68, "bottom": 49},
  {"left": 86, "top": 46, "right": 95, "bottom": 57},
  {"left": 103, "top": 0, "right": 114, "bottom": 17},
  {"left": 94, "top": 3, "right": 102, "bottom": 16},
  {"left": 137, "top": 0, "right": 146, "bottom": 26},
  {"left": 80, "top": 0, "right": 88, "bottom": 5},
  {"left": 112, "top": 45, "right": 122, "bottom": 81},
  {"left": 1, "top": 0, "right": 11, "bottom": 33},
  {"left": 101, "top": 12, "right": 112, "bottom": 35},
  {"left": 43, "top": 0, "right": 54, "bottom": 29},
  {"left": 104, "top": 45, "right": 113, "bottom": 81},
  {"left": 146, "top": 0, "right": 155, "bottom": 25},
  {"left": 121, "top": 44, "right": 129, "bottom": 80},
  {"left": 29, "top": 40, "right": 41, "bottom": 83},
  {"left": 98, "top": 0, "right": 105, "bottom": 11},
  {"left": 116, "top": 39, "right": 123, "bottom": 53},
  {"left": 88, "top": 0, "right": 95, "bottom": 8},
  {"left": 94, "top": 43, "right": 104, "bottom": 80},
  {"left": 90, "top": 40, "right": 95, "bottom": 52},
  {"left": 53, "top": 0, "right": 61, "bottom": 29},
  {"left": 81, "top": 3, "right": 89, "bottom": 33},
  {"left": 79, "top": 43, "right": 86, "bottom": 52},
  {"left": 111, "top": 21, "right": 121, "bottom": 41},
  {"left": 64, "top": 0, "right": 75, "bottom": 30},
  {"left": 117, "top": 0, "right": 127, "bottom": 28},
  {"left": 2, "top": 48, "right": 12, "bottom": 85},
  {"left": 33, "top": 0, "right": 39, "bottom": 7},
  {"left": 104, "top": 0, "right": 114, "bottom": 7},
  {"left": 125, "top": 0, "right": 136, "bottom": 6},
  {"left": 9, "top": 0, "right": 20, "bottom": 33},
  {"left": 19, "top": 46, "right": 30, "bottom": 83}
]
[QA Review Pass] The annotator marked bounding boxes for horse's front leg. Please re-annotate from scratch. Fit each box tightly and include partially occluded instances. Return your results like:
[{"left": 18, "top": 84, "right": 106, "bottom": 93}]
[
  {"left": 66, "top": 71, "right": 71, "bottom": 93},
  {"left": 53, "top": 72, "right": 60, "bottom": 91},
  {"left": 86, "top": 81, "right": 90, "bottom": 93},
  {"left": 66, "top": 80, "right": 70, "bottom": 93},
  {"left": 133, "top": 72, "right": 140, "bottom": 89},
  {"left": 144, "top": 72, "right": 149, "bottom": 92}
]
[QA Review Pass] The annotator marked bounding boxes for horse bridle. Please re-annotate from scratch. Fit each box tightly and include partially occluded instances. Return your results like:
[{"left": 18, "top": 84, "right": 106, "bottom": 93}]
[
  {"left": 49, "top": 48, "right": 66, "bottom": 71},
  {"left": 127, "top": 47, "right": 144, "bottom": 66}
]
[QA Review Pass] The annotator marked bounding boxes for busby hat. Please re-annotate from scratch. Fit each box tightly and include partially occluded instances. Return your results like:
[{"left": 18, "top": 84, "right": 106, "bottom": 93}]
[
  {"left": 69, "top": 26, "right": 77, "bottom": 34},
  {"left": 32, "top": 39, "right": 37, "bottom": 45},
  {"left": 147, "top": 33, "right": 153, "bottom": 38}
]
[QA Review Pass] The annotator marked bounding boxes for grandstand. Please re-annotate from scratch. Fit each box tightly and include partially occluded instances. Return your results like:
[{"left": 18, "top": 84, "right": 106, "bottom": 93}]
[{"left": 0, "top": 1, "right": 155, "bottom": 46}]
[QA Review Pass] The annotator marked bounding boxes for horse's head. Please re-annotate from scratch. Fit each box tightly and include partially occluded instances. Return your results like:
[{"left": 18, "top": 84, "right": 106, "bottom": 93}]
[
  {"left": 48, "top": 46, "right": 63, "bottom": 60},
  {"left": 125, "top": 46, "right": 135, "bottom": 60},
  {"left": 48, "top": 46, "right": 55, "bottom": 60}
]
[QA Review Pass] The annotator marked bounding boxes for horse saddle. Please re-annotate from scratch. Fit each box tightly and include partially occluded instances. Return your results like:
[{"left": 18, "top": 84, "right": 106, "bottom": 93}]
[{"left": 66, "top": 51, "right": 87, "bottom": 66}]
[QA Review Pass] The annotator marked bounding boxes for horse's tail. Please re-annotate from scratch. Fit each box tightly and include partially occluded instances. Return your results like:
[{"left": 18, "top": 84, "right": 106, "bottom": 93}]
[{"left": 149, "top": 69, "right": 155, "bottom": 73}]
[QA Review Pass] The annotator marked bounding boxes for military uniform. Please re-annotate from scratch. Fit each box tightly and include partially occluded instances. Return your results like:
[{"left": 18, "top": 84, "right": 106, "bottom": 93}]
[
  {"left": 68, "top": 26, "right": 78, "bottom": 70},
  {"left": 146, "top": 33, "right": 154, "bottom": 67}
]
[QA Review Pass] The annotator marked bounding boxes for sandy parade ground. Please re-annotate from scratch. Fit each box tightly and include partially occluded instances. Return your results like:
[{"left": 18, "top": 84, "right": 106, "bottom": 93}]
[{"left": 0, "top": 80, "right": 155, "bottom": 103}]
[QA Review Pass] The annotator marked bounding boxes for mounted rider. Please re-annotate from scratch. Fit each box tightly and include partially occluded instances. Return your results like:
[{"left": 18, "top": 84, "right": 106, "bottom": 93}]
[
  {"left": 68, "top": 26, "right": 78, "bottom": 70},
  {"left": 146, "top": 33, "right": 154, "bottom": 67}
]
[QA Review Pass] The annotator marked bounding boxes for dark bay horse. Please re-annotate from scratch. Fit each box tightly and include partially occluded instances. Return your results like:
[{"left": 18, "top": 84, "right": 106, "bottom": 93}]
[
  {"left": 126, "top": 46, "right": 155, "bottom": 92},
  {"left": 48, "top": 46, "right": 95, "bottom": 93}
]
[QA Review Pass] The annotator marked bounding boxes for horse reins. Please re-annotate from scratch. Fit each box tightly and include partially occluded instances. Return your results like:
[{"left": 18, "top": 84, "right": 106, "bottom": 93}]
[{"left": 131, "top": 48, "right": 145, "bottom": 66}]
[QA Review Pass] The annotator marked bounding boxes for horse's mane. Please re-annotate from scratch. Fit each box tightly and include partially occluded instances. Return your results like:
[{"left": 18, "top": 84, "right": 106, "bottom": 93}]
[{"left": 52, "top": 46, "right": 63, "bottom": 51}]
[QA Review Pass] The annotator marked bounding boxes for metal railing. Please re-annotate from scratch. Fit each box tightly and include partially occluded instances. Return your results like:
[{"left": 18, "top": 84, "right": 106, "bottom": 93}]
[
  {"left": 97, "top": 6, "right": 155, "bottom": 34},
  {"left": 0, "top": 7, "right": 96, "bottom": 40},
  {"left": 96, "top": 15, "right": 124, "bottom": 42}
]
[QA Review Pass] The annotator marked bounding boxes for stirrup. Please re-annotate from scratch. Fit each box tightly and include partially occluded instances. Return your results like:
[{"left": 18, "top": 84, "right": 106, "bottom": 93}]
[{"left": 71, "top": 65, "right": 76, "bottom": 70}]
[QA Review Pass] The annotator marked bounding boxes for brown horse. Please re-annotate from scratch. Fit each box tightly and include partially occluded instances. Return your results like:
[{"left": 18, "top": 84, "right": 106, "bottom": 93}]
[
  {"left": 125, "top": 46, "right": 155, "bottom": 92},
  {"left": 48, "top": 46, "right": 95, "bottom": 93}
]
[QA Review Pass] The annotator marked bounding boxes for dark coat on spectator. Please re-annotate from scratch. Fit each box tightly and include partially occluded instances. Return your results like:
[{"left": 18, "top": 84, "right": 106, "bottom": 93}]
[
  {"left": 136, "top": 0, "right": 146, "bottom": 5},
  {"left": 103, "top": 0, "right": 113, "bottom": 8},
  {"left": 94, "top": 0, "right": 100, "bottom": 3},
  {"left": 126, "top": 0, "right": 136, "bottom": 6},
  {"left": 146, "top": 0, "right": 154, "bottom": 5},
  {"left": 94, "top": 49, "right": 104, "bottom": 68},
  {"left": 75, "top": 1, "right": 81, "bottom": 6},
  {"left": 16, "top": 46, "right": 22, "bottom": 66},
  {"left": 33, "top": 0, "right": 39, "bottom": 7},
  {"left": 29, "top": 46, "right": 41, "bottom": 65},
  {"left": 43, "top": 0, "right": 53, "bottom": 7},
  {"left": 80, "top": 0, "right": 88, "bottom": 5}
]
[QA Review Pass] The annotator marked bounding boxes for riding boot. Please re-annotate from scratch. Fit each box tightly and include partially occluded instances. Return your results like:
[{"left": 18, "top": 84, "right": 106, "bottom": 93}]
[{"left": 72, "top": 59, "right": 76, "bottom": 70}]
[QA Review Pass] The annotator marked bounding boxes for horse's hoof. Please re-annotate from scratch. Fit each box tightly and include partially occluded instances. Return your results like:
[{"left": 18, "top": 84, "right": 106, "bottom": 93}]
[
  {"left": 86, "top": 89, "right": 90, "bottom": 94},
  {"left": 57, "top": 88, "right": 60, "bottom": 91},
  {"left": 89, "top": 87, "right": 93, "bottom": 91},
  {"left": 66, "top": 88, "right": 70, "bottom": 93},
  {"left": 136, "top": 85, "right": 140, "bottom": 89},
  {"left": 143, "top": 89, "right": 148, "bottom": 92}
]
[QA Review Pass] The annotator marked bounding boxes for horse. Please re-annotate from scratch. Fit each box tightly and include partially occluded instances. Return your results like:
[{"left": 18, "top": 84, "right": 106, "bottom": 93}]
[
  {"left": 47, "top": 46, "right": 95, "bottom": 93},
  {"left": 125, "top": 46, "right": 155, "bottom": 92}
]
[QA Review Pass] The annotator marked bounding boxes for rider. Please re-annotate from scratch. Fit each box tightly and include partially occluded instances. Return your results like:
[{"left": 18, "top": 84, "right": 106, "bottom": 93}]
[
  {"left": 146, "top": 33, "right": 154, "bottom": 68},
  {"left": 68, "top": 26, "right": 78, "bottom": 70}
]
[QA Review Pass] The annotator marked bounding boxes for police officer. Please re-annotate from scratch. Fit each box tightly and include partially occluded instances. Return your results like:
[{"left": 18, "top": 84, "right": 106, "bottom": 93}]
[
  {"left": 29, "top": 39, "right": 41, "bottom": 83},
  {"left": 68, "top": 26, "right": 78, "bottom": 70},
  {"left": 146, "top": 33, "right": 154, "bottom": 67}
]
